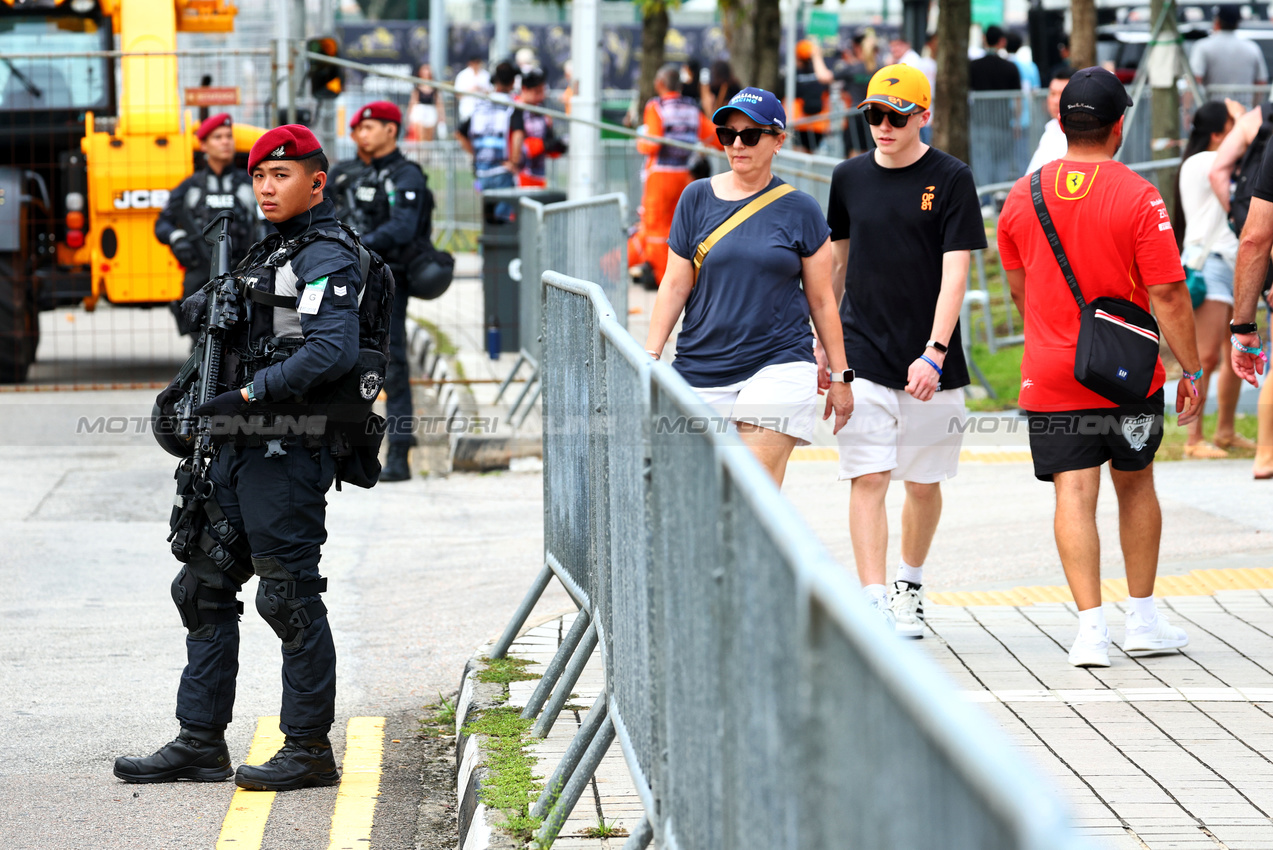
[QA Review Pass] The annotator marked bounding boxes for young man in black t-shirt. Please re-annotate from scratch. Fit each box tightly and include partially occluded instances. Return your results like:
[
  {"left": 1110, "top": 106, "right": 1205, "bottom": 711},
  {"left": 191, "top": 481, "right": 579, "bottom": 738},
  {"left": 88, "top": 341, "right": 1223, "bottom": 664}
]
[{"left": 819, "top": 64, "right": 987, "bottom": 638}]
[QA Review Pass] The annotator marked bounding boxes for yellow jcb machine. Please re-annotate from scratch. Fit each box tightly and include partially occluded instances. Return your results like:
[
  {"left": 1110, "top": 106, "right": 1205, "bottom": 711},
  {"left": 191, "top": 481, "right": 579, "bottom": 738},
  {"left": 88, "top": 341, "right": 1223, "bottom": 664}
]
[{"left": 0, "top": 0, "right": 265, "bottom": 382}]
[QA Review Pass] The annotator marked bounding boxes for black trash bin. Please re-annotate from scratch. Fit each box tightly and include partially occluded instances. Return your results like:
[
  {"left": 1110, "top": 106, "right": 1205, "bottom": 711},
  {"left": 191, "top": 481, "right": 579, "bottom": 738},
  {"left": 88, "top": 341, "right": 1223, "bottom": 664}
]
[{"left": 478, "top": 187, "right": 566, "bottom": 355}]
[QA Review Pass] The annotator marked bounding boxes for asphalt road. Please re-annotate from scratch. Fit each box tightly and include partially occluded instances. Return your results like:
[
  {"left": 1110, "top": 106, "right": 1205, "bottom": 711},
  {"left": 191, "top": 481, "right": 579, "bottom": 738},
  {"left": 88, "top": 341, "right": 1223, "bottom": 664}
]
[{"left": 0, "top": 385, "right": 565, "bottom": 850}]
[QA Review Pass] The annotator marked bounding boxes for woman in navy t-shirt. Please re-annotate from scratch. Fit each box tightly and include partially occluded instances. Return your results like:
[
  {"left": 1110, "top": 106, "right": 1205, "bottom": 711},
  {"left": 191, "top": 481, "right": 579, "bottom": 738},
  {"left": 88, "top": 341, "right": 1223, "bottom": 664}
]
[{"left": 644, "top": 88, "right": 855, "bottom": 486}]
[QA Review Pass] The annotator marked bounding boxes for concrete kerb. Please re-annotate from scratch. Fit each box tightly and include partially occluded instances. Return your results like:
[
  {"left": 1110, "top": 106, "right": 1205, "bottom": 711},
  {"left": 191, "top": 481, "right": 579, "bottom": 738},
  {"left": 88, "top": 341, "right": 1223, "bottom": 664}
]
[{"left": 455, "top": 610, "right": 578, "bottom": 850}]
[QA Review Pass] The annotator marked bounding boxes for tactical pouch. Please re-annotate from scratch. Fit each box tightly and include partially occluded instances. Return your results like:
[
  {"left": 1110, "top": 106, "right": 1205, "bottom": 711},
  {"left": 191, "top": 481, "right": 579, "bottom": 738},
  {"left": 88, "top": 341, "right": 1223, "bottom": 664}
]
[
  {"left": 332, "top": 413, "right": 386, "bottom": 489},
  {"left": 407, "top": 245, "right": 455, "bottom": 301},
  {"left": 308, "top": 347, "right": 387, "bottom": 423}
]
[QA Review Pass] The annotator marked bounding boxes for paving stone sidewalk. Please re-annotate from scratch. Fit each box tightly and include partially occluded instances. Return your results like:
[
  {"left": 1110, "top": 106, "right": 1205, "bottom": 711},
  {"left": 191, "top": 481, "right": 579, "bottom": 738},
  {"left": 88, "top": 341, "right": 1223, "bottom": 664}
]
[
  {"left": 498, "top": 593, "right": 1273, "bottom": 850},
  {"left": 925, "top": 590, "right": 1273, "bottom": 850}
]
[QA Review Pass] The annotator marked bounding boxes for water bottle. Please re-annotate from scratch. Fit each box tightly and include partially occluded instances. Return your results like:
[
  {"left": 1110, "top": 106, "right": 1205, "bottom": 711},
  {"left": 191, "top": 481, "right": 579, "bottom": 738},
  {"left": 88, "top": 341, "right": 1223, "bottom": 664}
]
[{"left": 486, "top": 318, "right": 501, "bottom": 360}]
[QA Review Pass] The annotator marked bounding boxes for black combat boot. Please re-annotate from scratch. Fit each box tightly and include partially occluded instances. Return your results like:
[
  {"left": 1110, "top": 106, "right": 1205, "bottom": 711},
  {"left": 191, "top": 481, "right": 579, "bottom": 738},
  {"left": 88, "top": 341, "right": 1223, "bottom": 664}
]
[
  {"left": 234, "top": 735, "right": 340, "bottom": 791},
  {"left": 114, "top": 728, "right": 233, "bottom": 783},
  {"left": 380, "top": 443, "right": 411, "bottom": 482}
]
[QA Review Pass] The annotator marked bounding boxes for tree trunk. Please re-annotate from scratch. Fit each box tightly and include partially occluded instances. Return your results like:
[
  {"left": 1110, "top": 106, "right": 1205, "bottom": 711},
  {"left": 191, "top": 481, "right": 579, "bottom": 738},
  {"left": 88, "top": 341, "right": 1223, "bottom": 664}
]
[
  {"left": 637, "top": 4, "right": 669, "bottom": 113},
  {"left": 934, "top": 0, "right": 970, "bottom": 163},
  {"left": 720, "top": 0, "right": 781, "bottom": 92},
  {"left": 1070, "top": 0, "right": 1097, "bottom": 69}
]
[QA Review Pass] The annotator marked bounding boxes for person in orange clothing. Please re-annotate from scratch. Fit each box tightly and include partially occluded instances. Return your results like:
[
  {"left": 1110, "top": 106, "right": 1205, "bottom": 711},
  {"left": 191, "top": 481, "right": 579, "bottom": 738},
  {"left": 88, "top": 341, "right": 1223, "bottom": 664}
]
[
  {"left": 791, "top": 40, "right": 831, "bottom": 153},
  {"left": 628, "top": 64, "right": 720, "bottom": 288}
]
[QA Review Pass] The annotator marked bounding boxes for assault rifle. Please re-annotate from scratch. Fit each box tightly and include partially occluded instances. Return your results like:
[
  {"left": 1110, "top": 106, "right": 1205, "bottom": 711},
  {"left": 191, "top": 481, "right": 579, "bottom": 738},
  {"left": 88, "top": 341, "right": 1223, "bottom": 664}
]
[{"left": 165, "top": 211, "right": 249, "bottom": 567}]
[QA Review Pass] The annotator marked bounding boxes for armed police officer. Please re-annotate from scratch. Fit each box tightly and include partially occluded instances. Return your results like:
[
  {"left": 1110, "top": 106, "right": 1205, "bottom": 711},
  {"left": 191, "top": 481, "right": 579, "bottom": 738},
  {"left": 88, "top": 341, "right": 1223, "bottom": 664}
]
[
  {"left": 334, "top": 100, "right": 434, "bottom": 481},
  {"left": 116, "top": 125, "right": 381, "bottom": 792},
  {"left": 156, "top": 113, "right": 261, "bottom": 337}
]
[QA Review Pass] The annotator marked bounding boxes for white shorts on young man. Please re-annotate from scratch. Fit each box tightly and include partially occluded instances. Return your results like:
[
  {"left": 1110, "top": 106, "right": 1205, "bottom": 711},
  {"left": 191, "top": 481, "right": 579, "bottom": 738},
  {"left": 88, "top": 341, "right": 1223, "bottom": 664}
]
[
  {"left": 693, "top": 361, "right": 819, "bottom": 446},
  {"left": 835, "top": 377, "right": 967, "bottom": 482}
]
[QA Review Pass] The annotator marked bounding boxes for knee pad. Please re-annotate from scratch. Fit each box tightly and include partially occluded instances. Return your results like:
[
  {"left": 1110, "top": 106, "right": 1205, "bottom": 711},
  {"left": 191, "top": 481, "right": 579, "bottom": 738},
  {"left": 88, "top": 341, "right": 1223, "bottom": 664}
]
[
  {"left": 171, "top": 566, "right": 244, "bottom": 633},
  {"left": 253, "top": 557, "right": 328, "bottom": 648}
]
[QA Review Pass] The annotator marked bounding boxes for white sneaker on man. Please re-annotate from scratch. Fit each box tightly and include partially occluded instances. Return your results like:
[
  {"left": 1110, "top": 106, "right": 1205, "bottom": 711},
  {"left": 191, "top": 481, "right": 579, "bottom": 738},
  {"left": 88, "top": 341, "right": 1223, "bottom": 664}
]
[
  {"left": 866, "top": 592, "right": 896, "bottom": 629},
  {"left": 890, "top": 580, "right": 925, "bottom": 639},
  {"left": 1068, "top": 629, "right": 1111, "bottom": 668},
  {"left": 1122, "top": 612, "right": 1189, "bottom": 653}
]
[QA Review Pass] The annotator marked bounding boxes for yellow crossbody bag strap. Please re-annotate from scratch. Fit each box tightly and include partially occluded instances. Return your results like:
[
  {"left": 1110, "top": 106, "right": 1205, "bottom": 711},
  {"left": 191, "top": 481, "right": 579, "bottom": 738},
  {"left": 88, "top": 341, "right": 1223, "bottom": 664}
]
[{"left": 692, "top": 183, "right": 795, "bottom": 282}]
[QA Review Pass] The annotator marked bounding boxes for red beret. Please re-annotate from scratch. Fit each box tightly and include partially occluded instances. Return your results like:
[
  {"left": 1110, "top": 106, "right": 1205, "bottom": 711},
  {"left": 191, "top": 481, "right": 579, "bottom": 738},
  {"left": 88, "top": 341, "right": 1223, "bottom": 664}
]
[
  {"left": 248, "top": 124, "right": 323, "bottom": 173},
  {"left": 350, "top": 100, "right": 402, "bottom": 129},
  {"left": 196, "top": 113, "right": 233, "bottom": 141}
]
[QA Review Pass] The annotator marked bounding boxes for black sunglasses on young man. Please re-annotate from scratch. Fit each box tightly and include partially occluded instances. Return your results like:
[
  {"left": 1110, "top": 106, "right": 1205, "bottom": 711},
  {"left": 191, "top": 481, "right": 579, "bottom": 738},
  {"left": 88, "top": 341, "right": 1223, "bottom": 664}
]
[
  {"left": 863, "top": 107, "right": 914, "bottom": 128},
  {"left": 716, "top": 126, "right": 782, "bottom": 147}
]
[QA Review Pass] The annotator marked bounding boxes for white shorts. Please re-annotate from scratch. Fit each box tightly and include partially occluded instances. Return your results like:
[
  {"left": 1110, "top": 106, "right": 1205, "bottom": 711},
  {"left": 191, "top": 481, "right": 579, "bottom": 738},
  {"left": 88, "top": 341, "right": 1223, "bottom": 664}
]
[
  {"left": 410, "top": 103, "right": 438, "bottom": 128},
  {"left": 835, "top": 377, "right": 967, "bottom": 483},
  {"left": 693, "top": 360, "right": 819, "bottom": 446}
]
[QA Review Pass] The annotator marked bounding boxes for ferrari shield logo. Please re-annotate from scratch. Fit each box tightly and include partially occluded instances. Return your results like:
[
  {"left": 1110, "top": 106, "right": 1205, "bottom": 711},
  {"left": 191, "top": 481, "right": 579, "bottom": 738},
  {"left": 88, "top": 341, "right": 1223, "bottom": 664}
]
[
  {"left": 1122, "top": 413, "right": 1155, "bottom": 451},
  {"left": 1067, "top": 172, "right": 1085, "bottom": 193}
]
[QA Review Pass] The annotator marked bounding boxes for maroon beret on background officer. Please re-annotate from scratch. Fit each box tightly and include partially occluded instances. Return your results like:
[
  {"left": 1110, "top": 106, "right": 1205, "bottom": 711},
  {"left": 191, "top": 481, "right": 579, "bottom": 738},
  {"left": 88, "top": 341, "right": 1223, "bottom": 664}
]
[
  {"left": 196, "top": 112, "right": 233, "bottom": 141},
  {"left": 350, "top": 101, "right": 403, "bottom": 132},
  {"left": 248, "top": 124, "right": 324, "bottom": 172}
]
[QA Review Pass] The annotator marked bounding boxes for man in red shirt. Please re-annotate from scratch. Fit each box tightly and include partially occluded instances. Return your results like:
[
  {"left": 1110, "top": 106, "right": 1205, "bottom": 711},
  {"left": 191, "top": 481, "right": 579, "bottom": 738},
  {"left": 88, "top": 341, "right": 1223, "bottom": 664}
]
[{"left": 998, "top": 68, "right": 1203, "bottom": 668}]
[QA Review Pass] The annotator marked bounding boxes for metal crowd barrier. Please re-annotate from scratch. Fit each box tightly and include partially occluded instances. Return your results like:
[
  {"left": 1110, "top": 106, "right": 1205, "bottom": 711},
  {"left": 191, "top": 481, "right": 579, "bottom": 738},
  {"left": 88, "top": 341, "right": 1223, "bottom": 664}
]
[
  {"left": 494, "top": 193, "right": 628, "bottom": 428},
  {"left": 491, "top": 269, "right": 1085, "bottom": 850}
]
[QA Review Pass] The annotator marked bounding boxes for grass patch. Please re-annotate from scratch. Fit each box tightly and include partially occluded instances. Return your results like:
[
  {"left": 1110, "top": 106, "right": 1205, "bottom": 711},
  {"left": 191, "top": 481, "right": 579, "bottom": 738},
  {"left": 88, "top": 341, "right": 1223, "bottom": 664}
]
[
  {"left": 965, "top": 343, "right": 1024, "bottom": 412},
  {"left": 417, "top": 692, "right": 457, "bottom": 738},
  {"left": 478, "top": 655, "right": 538, "bottom": 685},
  {"left": 580, "top": 818, "right": 628, "bottom": 839},
  {"left": 463, "top": 706, "right": 542, "bottom": 843}
]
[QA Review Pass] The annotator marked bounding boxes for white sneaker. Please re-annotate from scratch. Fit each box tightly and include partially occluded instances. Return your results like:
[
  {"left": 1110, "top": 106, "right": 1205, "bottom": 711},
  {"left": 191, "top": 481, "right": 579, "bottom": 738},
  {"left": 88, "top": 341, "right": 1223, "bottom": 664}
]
[
  {"left": 866, "top": 592, "right": 896, "bottom": 629},
  {"left": 1068, "top": 629, "right": 1111, "bottom": 668},
  {"left": 1122, "top": 612, "right": 1189, "bottom": 653},
  {"left": 890, "top": 580, "right": 925, "bottom": 639}
]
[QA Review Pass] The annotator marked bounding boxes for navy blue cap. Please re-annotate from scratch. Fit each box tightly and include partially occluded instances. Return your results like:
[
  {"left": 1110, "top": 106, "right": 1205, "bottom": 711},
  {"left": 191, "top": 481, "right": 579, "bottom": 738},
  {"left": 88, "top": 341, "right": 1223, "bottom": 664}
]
[{"left": 712, "top": 87, "right": 787, "bottom": 130}]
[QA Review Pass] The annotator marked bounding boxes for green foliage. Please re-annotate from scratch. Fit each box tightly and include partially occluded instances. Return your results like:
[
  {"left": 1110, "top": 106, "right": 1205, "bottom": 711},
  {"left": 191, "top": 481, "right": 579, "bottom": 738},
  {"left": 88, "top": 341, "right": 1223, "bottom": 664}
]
[
  {"left": 463, "top": 707, "right": 543, "bottom": 843},
  {"left": 478, "top": 656, "right": 539, "bottom": 685},
  {"left": 964, "top": 344, "right": 1024, "bottom": 412},
  {"left": 418, "top": 692, "right": 458, "bottom": 738},
  {"left": 410, "top": 317, "right": 457, "bottom": 356},
  {"left": 581, "top": 818, "right": 628, "bottom": 838}
]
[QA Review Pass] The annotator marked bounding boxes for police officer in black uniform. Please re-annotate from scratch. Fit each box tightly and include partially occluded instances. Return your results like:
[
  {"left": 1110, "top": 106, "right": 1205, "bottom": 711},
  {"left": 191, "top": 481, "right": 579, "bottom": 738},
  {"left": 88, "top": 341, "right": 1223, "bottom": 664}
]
[
  {"left": 156, "top": 113, "right": 261, "bottom": 337},
  {"left": 335, "top": 100, "right": 433, "bottom": 482},
  {"left": 116, "top": 125, "right": 364, "bottom": 792}
]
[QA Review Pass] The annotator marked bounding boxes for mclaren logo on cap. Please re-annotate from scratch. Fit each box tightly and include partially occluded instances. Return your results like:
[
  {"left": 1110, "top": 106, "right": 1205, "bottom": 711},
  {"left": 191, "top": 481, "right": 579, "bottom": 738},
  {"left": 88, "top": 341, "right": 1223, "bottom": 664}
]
[
  {"left": 271, "top": 145, "right": 286, "bottom": 157},
  {"left": 884, "top": 77, "right": 901, "bottom": 86}
]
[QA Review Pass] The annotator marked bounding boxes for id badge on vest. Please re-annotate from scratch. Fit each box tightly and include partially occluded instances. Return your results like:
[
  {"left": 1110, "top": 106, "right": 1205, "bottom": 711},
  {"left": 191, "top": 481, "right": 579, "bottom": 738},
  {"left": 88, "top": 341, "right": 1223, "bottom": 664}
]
[{"left": 298, "top": 277, "right": 328, "bottom": 315}]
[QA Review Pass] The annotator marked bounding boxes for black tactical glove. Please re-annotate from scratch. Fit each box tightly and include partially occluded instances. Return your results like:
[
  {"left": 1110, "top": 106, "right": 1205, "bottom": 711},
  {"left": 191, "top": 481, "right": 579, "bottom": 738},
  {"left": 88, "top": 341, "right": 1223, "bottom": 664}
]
[
  {"left": 180, "top": 288, "right": 208, "bottom": 330},
  {"left": 170, "top": 234, "right": 202, "bottom": 269},
  {"left": 544, "top": 137, "right": 568, "bottom": 156},
  {"left": 156, "top": 378, "right": 184, "bottom": 413},
  {"left": 194, "top": 388, "right": 248, "bottom": 418}
]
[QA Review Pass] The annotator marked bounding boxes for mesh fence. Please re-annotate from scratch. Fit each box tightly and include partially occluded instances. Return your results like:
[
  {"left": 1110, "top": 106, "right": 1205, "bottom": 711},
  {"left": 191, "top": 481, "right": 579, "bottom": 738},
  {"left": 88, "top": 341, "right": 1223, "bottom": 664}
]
[{"left": 539, "top": 269, "right": 1084, "bottom": 850}]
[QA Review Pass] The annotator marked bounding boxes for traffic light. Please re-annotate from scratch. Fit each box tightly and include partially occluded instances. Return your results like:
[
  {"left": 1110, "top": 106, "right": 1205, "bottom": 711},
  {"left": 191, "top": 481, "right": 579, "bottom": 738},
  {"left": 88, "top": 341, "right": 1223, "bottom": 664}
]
[{"left": 308, "top": 36, "right": 344, "bottom": 100}]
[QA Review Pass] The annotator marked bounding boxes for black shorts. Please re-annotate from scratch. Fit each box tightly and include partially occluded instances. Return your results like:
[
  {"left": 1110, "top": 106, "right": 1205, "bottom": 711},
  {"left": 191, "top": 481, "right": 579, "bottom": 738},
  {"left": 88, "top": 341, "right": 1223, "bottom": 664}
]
[{"left": 1026, "top": 389, "right": 1165, "bottom": 482}]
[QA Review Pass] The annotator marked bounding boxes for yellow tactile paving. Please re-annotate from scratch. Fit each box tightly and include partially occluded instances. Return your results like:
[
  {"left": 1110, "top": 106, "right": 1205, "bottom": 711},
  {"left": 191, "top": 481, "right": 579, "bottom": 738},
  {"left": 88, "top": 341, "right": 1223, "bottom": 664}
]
[
  {"left": 930, "top": 566, "right": 1273, "bottom": 607},
  {"left": 788, "top": 447, "right": 1032, "bottom": 464},
  {"left": 217, "top": 716, "right": 284, "bottom": 849}
]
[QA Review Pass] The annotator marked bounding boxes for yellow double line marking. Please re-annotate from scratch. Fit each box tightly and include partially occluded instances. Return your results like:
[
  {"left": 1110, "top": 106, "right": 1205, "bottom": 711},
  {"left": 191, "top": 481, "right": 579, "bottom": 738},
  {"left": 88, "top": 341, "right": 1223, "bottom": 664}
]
[
  {"left": 216, "top": 716, "right": 385, "bottom": 850},
  {"left": 929, "top": 566, "right": 1273, "bottom": 607}
]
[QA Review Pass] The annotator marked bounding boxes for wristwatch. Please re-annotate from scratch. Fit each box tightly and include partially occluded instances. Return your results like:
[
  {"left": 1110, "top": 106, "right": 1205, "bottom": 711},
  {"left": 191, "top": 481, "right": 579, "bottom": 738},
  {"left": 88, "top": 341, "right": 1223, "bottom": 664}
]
[
  {"left": 925, "top": 339, "right": 949, "bottom": 354},
  {"left": 829, "top": 369, "right": 855, "bottom": 383},
  {"left": 244, "top": 381, "right": 258, "bottom": 403},
  {"left": 1231, "top": 320, "right": 1259, "bottom": 335}
]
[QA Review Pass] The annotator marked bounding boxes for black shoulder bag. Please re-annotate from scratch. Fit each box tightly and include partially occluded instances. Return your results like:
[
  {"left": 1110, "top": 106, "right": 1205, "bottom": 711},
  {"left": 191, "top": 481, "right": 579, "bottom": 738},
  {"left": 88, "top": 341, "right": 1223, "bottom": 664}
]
[{"left": 1030, "top": 168, "right": 1161, "bottom": 406}]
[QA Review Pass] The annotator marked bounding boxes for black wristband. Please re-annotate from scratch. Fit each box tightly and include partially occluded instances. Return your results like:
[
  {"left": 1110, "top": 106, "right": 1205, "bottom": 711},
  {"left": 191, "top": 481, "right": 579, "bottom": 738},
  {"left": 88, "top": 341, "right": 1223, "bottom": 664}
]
[
  {"left": 1231, "top": 321, "right": 1259, "bottom": 335},
  {"left": 925, "top": 339, "right": 949, "bottom": 354}
]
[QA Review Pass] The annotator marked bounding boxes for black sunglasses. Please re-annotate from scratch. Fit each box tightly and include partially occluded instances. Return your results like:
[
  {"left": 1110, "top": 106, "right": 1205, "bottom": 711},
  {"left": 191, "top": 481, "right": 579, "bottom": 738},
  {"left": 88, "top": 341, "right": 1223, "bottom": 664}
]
[
  {"left": 716, "top": 126, "right": 781, "bottom": 147},
  {"left": 863, "top": 107, "right": 912, "bottom": 128}
]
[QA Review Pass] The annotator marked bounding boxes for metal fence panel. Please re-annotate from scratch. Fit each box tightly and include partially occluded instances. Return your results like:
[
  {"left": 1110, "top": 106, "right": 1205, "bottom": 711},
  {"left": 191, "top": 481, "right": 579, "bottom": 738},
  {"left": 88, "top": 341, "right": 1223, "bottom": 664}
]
[
  {"left": 648, "top": 372, "right": 728, "bottom": 850},
  {"left": 598, "top": 323, "right": 659, "bottom": 799},
  {"left": 540, "top": 281, "right": 598, "bottom": 609}
]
